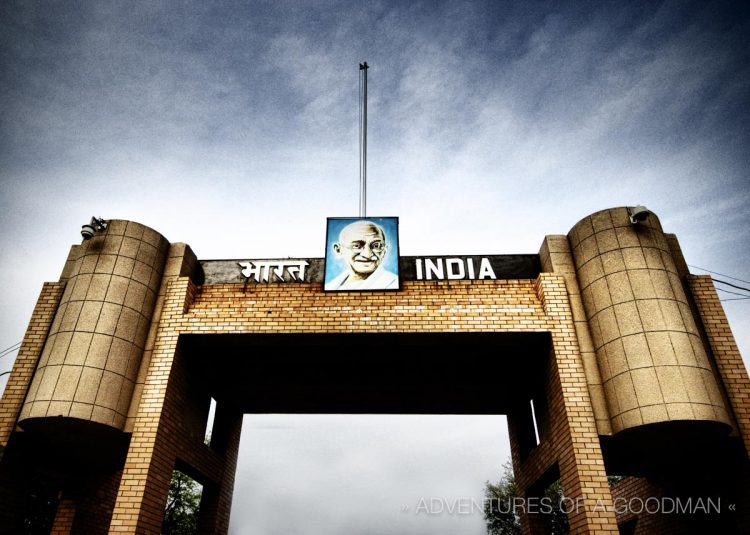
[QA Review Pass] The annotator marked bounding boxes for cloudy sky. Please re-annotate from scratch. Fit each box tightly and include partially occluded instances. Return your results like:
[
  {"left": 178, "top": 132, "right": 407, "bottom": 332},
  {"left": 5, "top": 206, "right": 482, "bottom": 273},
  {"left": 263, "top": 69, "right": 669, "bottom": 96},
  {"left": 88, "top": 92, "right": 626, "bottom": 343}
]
[{"left": 1, "top": 1, "right": 749, "bottom": 533}]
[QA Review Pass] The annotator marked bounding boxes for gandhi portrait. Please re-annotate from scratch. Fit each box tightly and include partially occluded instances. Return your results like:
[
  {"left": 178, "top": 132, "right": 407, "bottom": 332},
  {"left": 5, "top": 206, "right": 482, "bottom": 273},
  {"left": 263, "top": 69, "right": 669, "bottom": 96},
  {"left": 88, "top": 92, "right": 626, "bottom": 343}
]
[{"left": 324, "top": 218, "right": 400, "bottom": 291}]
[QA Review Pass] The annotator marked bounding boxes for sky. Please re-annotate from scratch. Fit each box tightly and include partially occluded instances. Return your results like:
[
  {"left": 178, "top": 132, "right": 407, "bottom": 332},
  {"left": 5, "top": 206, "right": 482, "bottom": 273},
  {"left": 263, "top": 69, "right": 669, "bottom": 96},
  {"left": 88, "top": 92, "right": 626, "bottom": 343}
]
[{"left": 1, "top": 0, "right": 749, "bottom": 533}]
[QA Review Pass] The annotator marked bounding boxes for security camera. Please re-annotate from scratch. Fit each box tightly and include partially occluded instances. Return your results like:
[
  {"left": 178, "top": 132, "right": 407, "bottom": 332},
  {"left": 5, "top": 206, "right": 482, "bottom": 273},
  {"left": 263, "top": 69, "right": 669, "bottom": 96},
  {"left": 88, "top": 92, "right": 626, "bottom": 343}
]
[
  {"left": 81, "top": 224, "right": 96, "bottom": 240},
  {"left": 629, "top": 205, "right": 651, "bottom": 224},
  {"left": 81, "top": 217, "right": 108, "bottom": 240}
]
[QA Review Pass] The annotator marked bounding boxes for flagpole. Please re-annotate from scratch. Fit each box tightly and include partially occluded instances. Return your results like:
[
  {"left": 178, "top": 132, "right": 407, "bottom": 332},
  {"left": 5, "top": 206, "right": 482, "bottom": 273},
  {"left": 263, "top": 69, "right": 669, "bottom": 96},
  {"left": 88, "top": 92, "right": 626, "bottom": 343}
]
[{"left": 359, "top": 62, "right": 368, "bottom": 217}]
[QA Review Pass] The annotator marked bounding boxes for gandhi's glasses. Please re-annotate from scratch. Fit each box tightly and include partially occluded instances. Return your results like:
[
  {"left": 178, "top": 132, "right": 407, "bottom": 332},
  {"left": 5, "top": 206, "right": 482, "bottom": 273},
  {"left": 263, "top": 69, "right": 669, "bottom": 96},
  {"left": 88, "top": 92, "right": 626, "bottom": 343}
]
[{"left": 344, "top": 240, "right": 385, "bottom": 253}]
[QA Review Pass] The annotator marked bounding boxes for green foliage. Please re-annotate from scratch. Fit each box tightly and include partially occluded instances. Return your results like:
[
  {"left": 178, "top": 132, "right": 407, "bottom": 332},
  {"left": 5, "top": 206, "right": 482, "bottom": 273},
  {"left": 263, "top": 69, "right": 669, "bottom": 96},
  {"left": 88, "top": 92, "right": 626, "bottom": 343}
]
[
  {"left": 484, "top": 461, "right": 522, "bottom": 535},
  {"left": 542, "top": 479, "right": 569, "bottom": 535},
  {"left": 484, "top": 460, "right": 569, "bottom": 535},
  {"left": 162, "top": 470, "right": 202, "bottom": 535}
]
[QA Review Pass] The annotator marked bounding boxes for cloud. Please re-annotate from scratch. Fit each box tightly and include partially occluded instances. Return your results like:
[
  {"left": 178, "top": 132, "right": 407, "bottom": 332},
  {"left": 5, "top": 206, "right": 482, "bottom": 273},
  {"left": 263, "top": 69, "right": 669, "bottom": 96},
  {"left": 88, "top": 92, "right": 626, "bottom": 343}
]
[
  {"left": 0, "top": 2, "right": 749, "bottom": 532},
  {"left": 231, "top": 415, "right": 508, "bottom": 535}
]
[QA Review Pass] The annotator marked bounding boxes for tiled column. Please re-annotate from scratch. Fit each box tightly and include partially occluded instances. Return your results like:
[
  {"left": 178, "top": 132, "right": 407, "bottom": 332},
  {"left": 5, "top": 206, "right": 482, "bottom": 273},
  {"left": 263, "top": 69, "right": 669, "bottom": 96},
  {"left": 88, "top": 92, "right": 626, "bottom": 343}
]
[
  {"left": 18, "top": 221, "right": 170, "bottom": 431},
  {"left": 568, "top": 207, "right": 731, "bottom": 433}
]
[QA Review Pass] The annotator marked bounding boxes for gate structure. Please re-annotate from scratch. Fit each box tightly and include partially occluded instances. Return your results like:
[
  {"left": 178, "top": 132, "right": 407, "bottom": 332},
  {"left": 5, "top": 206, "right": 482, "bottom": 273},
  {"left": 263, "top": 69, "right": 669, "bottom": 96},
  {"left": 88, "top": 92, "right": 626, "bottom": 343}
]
[{"left": 0, "top": 207, "right": 748, "bottom": 534}]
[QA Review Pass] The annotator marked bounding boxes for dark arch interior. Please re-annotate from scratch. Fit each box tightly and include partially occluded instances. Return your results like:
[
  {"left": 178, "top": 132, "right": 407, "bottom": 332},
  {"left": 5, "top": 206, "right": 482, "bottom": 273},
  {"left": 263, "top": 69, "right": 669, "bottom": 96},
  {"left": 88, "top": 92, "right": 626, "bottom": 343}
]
[{"left": 181, "top": 331, "right": 551, "bottom": 415}]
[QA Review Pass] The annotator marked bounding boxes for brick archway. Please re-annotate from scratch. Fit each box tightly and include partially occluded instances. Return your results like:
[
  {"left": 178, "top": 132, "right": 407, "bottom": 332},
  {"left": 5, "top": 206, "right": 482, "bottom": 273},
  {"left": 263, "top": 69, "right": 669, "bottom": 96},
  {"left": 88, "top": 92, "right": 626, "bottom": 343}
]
[{"left": 2, "top": 210, "right": 748, "bottom": 534}]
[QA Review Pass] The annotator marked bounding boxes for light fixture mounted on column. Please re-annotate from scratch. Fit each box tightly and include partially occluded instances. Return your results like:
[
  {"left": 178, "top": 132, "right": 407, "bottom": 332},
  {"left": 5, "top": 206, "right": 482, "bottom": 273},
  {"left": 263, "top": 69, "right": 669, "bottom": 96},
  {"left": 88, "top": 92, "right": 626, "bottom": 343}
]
[
  {"left": 629, "top": 205, "right": 651, "bottom": 225},
  {"left": 81, "top": 217, "right": 108, "bottom": 240}
]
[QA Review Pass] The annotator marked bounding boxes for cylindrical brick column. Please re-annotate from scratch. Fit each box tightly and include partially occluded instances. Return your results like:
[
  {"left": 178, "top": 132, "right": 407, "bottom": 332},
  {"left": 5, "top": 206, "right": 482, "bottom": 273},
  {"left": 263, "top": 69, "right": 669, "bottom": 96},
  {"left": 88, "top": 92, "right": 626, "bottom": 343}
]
[
  {"left": 568, "top": 207, "right": 731, "bottom": 434},
  {"left": 19, "top": 220, "right": 169, "bottom": 431}
]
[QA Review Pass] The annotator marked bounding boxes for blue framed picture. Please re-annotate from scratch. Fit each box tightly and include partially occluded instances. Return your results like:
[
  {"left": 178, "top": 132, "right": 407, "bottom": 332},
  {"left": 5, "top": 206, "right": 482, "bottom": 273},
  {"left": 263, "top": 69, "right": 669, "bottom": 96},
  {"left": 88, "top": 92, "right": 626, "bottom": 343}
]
[{"left": 324, "top": 217, "right": 401, "bottom": 291}]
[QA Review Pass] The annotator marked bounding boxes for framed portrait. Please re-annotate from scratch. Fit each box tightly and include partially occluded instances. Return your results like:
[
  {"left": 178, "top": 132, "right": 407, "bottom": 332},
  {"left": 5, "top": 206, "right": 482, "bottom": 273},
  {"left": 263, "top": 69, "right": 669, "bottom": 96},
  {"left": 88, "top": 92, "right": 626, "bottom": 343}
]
[{"left": 324, "top": 217, "right": 401, "bottom": 291}]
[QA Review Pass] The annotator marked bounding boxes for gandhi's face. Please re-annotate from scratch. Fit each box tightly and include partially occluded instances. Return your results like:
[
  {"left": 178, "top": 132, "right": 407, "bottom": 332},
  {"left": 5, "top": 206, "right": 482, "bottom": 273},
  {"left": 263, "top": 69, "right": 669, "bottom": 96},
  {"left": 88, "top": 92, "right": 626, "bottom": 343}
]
[{"left": 333, "top": 221, "right": 387, "bottom": 280}]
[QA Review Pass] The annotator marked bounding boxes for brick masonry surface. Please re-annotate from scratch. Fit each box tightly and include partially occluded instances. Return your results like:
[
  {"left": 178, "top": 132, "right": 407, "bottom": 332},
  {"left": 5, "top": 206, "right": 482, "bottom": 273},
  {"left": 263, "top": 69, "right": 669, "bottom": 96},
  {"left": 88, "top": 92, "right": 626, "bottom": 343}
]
[
  {"left": 0, "top": 282, "right": 64, "bottom": 447},
  {"left": 3, "top": 210, "right": 749, "bottom": 535},
  {"left": 689, "top": 275, "right": 750, "bottom": 453},
  {"left": 107, "top": 275, "right": 619, "bottom": 533}
]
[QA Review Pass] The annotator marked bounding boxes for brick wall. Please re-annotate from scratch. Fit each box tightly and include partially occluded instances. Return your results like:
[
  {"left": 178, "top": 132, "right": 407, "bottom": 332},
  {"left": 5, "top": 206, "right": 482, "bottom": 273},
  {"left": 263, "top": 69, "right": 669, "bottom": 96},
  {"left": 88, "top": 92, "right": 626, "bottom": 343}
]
[
  {"left": 2, "top": 215, "right": 747, "bottom": 535},
  {"left": 109, "top": 274, "right": 618, "bottom": 533},
  {"left": 509, "top": 275, "right": 618, "bottom": 534},
  {"left": 5, "top": 270, "right": 743, "bottom": 534},
  {"left": 72, "top": 470, "right": 123, "bottom": 535},
  {"left": 540, "top": 235, "right": 612, "bottom": 436},
  {"left": 688, "top": 275, "right": 750, "bottom": 453},
  {"left": 110, "top": 277, "right": 239, "bottom": 534},
  {"left": 0, "top": 282, "right": 65, "bottom": 448},
  {"left": 50, "top": 499, "right": 75, "bottom": 535},
  {"left": 188, "top": 279, "right": 546, "bottom": 332}
]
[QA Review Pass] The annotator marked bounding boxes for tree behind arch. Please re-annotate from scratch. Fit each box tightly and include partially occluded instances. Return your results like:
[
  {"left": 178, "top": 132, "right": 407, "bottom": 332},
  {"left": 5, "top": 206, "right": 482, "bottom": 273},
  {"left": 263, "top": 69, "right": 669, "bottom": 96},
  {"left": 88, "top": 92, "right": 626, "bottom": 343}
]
[
  {"left": 162, "top": 470, "right": 202, "bottom": 535},
  {"left": 484, "top": 460, "right": 569, "bottom": 535}
]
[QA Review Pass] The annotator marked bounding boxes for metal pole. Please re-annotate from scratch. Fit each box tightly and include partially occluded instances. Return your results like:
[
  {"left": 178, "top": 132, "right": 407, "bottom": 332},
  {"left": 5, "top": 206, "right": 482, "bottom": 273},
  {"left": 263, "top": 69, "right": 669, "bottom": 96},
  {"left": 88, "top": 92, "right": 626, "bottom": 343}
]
[{"left": 359, "top": 62, "right": 368, "bottom": 217}]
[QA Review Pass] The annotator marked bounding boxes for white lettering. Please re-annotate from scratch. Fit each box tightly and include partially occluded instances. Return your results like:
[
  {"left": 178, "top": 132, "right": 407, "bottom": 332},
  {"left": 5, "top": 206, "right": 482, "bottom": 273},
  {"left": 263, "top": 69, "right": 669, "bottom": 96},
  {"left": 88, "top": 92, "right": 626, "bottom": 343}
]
[
  {"left": 645, "top": 497, "right": 660, "bottom": 514},
  {"left": 430, "top": 498, "right": 444, "bottom": 514},
  {"left": 629, "top": 498, "right": 644, "bottom": 514},
  {"left": 285, "top": 260, "right": 309, "bottom": 281},
  {"left": 413, "top": 257, "right": 497, "bottom": 281},
  {"left": 560, "top": 497, "right": 575, "bottom": 514},
  {"left": 707, "top": 498, "right": 721, "bottom": 514},
  {"left": 478, "top": 258, "right": 496, "bottom": 279},
  {"left": 674, "top": 498, "right": 691, "bottom": 514},
  {"left": 613, "top": 497, "right": 628, "bottom": 515},
  {"left": 444, "top": 498, "right": 456, "bottom": 514},
  {"left": 446, "top": 258, "right": 465, "bottom": 279},
  {"left": 694, "top": 498, "right": 721, "bottom": 514},
  {"left": 424, "top": 259, "right": 444, "bottom": 280},
  {"left": 664, "top": 497, "right": 683, "bottom": 513},
  {"left": 457, "top": 498, "right": 471, "bottom": 514},
  {"left": 239, "top": 261, "right": 270, "bottom": 281},
  {"left": 239, "top": 260, "right": 309, "bottom": 283},
  {"left": 415, "top": 498, "right": 429, "bottom": 514}
]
